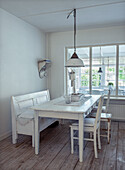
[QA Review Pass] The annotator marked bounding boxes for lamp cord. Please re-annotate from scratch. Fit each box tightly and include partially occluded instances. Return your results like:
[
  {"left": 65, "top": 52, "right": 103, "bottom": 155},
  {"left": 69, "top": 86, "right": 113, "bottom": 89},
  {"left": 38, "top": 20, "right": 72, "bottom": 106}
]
[
  {"left": 74, "top": 9, "right": 76, "bottom": 53},
  {"left": 67, "top": 9, "right": 76, "bottom": 53}
]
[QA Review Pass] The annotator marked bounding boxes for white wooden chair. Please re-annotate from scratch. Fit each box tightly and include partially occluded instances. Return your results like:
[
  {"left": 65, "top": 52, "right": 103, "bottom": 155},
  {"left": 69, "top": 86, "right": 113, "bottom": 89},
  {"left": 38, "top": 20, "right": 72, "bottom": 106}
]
[
  {"left": 11, "top": 90, "right": 57, "bottom": 147},
  {"left": 89, "top": 89, "right": 112, "bottom": 143},
  {"left": 69, "top": 96, "right": 104, "bottom": 158},
  {"left": 93, "top": 89, "right": 111, "bottom": 113}
]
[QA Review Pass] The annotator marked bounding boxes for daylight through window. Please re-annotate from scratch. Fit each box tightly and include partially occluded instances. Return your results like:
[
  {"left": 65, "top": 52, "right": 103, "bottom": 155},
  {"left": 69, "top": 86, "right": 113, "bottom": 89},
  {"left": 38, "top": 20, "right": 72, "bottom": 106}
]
[{"left": 66, "top": 44, "right": 125, "bottom": 96}]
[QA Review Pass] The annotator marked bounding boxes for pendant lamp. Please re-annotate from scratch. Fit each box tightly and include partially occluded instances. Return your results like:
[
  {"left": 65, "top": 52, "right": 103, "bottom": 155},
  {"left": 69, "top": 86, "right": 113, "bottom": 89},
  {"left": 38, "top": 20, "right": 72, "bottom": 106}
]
[
  {"left": 98, "top": 47, "right": 103, "bottom": 73},
  {"left": 65, "top": 9, "right": 84, "bottom": 67},
  {"left": 98, "top": 67, "right": 103, "bottom": 73}
]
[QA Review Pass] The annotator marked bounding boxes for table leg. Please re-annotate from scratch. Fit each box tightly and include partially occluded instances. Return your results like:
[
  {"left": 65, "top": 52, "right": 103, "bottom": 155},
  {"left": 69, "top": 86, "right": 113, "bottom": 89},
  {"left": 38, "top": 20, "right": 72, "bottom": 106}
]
[
  {"left": 35, "top": 111, "right": 39, "bottom": 154},
  {"left": 79, "top": 114, "right": 84, "bottom": 162}
]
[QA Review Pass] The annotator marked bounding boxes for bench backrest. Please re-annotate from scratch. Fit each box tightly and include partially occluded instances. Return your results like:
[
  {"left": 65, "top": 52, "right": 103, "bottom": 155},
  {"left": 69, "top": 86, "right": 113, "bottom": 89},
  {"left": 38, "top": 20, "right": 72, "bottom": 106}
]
[{"left": 11, "top": 90, "right": 50, "bottom": 117}]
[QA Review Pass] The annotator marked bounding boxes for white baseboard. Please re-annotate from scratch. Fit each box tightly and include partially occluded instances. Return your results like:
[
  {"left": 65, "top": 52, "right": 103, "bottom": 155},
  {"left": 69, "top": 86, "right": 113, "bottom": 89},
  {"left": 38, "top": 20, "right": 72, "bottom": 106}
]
[{"left": 0, "top": 131, "right": 11, "bottom": 141}]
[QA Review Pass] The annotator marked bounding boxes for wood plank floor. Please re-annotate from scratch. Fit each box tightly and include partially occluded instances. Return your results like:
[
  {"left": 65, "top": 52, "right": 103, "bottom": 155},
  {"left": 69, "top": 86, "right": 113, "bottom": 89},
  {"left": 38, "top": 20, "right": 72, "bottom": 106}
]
[{"left": 0, "top": 121, "right": 125, "bottom": 170}]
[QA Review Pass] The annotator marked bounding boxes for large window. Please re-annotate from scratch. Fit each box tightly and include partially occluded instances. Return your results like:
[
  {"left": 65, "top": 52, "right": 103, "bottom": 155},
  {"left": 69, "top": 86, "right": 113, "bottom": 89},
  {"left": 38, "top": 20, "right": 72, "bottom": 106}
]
[
  {"left": 92, "top": 46, "right": 116, "bottom": 95},
  {"left": 67, "top": 47, "right": 90, "bottom": 94},
  {"left": 66, "top": 44, "right": 125, "bottom": 96},
  {"left": 119, "top": 45, "right": 125, "bottom": 95}
]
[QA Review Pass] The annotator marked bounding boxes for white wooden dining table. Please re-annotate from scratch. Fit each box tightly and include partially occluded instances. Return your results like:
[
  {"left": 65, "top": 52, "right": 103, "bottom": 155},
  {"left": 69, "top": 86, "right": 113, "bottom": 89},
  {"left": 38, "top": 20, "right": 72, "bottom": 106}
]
[{"left": 32, "top": 95, "right": 101, "bottom": 162}]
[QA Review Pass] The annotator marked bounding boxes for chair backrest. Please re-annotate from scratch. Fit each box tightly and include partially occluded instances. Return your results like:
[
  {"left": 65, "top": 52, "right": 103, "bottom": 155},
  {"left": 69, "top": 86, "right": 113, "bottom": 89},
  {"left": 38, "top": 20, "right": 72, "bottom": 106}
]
[
  {"left": 94, "top": 96, "right": 104, "bottom": 129},
  {"left": 105, "top": 89, "right": 111, "bottom": 113}
]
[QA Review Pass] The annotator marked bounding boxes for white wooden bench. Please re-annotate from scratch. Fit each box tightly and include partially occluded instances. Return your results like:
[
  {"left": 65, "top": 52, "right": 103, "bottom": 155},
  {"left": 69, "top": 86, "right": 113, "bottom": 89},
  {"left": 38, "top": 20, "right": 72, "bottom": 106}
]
[{"left": 11, "top": 90, "right": 57, "bottom": 147}]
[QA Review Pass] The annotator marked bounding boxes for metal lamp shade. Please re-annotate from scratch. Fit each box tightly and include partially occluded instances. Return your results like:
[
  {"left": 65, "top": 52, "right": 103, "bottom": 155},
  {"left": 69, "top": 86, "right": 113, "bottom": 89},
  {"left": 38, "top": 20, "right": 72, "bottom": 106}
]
[
  {"left": 65, "top": 52, "right": 84, "bottom": 67},
  {"left": 98, "top": 67, "right": 103, "bottom": 73},
  {"left": 65, "top": 9, "right": 84, "bottom": 68}
]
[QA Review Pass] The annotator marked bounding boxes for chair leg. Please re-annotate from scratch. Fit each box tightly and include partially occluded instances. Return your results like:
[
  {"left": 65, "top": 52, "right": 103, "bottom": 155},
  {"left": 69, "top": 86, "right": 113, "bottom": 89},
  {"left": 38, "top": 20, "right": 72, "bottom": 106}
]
[
  {"left": 12, "top": 131, "right": 18, "bottom": 144},
  {"left": 32, "top": 121, "right": 35, "bottom": 147},
  {"left": 71, "top": 127, "right": 74, "bottom": 154},
  {"left": 94, "top": 131, "right": 98, "bottom": 158},
  {"left": 32, "top": 134, "right": 35, "bottom": 147},
  {"left": 90, "top": 132, "right": 93, "bottom": 139},
  {"left": 98, "top": 128, "right": 101, "bottom": 149},
  {"left": 107, "top": 120, "right": 111, "bottom": 144}
]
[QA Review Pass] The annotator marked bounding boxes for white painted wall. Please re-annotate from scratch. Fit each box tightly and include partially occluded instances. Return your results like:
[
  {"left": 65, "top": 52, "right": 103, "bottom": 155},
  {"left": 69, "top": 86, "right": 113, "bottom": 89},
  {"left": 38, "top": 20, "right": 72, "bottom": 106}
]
[
  {"left": 0, "top": 8, "right": 46, "bottom": 140},
  {"left": 47, "top": 26, "right": 125, "bottom": 99}
]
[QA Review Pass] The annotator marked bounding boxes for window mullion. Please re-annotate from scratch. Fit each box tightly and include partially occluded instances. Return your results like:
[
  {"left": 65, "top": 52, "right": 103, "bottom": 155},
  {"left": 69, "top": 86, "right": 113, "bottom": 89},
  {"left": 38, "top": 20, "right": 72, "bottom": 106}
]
[
  {"left": 116, "top": 45, "right": 119, "bottom": 96},
  {"left": 90, "top": 47, "right": 92, "bottom": 94}
]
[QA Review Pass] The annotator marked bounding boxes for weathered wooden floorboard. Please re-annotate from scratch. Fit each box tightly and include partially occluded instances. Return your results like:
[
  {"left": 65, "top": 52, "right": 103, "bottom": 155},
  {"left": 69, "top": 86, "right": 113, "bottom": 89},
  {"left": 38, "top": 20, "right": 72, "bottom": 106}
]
[
  {"left": 118, "top": 122, "right": 125, "bottom": 130},
  {"left": 0, "top": 124, "right": 63, "bottom": 169},
  {"left": 0, "top": 121, "right": 125, "bottom": 170},
  {"left": 75, "top": 121, "right": 118, "bottom": 170},
  {"left": 0, "top": 136, "right": 32, "bottom": 166},
  {"left": 117, "top": 121, "right": 125, "bottom": 170},
  {"left": 31, "top": 126, "right": 69, "bottom": 170},
  {"left": 0, "top": 130, "right": 47, "bottom": 164},
  {"left": 11, "top": 125, "right": 68, "bottom": 170},
  {"left": 45, "top": 142, "right": 70, "bottom": 170},
  {"left": 60, "top": 152, "right": 79, "bottom": 170},
  {"left": 99, "top": 121, "right": 118, "bottom": 170}
]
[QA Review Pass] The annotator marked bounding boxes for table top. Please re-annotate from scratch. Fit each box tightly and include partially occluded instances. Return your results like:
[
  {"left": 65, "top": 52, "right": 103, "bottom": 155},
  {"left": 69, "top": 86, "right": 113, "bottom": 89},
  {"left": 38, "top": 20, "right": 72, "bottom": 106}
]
[{"left": 32, "top": 95, "right": 101, "bottom": 114}]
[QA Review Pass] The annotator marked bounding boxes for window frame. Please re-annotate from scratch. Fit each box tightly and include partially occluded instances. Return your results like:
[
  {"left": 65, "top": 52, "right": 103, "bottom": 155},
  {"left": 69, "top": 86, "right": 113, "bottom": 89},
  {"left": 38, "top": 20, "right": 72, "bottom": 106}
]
[{"left": 65, "top": 43, "right": 125, "bottom": 97}]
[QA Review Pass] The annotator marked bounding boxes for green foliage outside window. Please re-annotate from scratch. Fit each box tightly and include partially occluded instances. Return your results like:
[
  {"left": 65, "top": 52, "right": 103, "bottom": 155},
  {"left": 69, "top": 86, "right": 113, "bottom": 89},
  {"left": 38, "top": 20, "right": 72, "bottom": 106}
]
[
  {"left": 81, "top": 74, "right": 88, "bottom": 87},
  {"left": 80, "top": 66, "right": 125, "bottom": 88},
  {"left": 119, "top": 66, "right": 125, "bottom": 80},
  {"left": 92, "top": 69, "right": 99, "bottom": 86},
  {"left": 81, "top": 69, "right": 100, "bottom": 87},
  {"left": 81, "top": 69, "right": 89, "bottom": 87},
  {"left": 108, "top": 67, "right": 115, "bottom": 72}
]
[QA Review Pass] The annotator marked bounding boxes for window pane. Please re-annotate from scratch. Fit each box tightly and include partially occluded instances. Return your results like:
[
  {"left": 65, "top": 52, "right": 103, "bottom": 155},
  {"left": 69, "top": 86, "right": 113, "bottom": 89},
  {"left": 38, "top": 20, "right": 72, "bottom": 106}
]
[
  {"left": 92, "top": 46, "right": 116, "bottom": 95},
  {"left": 67, "top": 47, "right": 90, "bottom": 94},
  {"left": 66, "top": 44, "right": 125, "bottom": 97},
  {"left": 118, "top": 45, "right": 125, "bottom": 96}
]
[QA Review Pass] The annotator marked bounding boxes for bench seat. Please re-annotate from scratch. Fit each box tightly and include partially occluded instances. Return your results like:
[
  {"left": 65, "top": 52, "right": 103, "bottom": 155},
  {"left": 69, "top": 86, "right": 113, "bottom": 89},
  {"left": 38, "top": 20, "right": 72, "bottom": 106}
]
[
  {"left": 18, "top": 109, "right": 34, "bottom": 119},
  {"left": 11, "top": 90, "right": 58, "bottom": 147}
]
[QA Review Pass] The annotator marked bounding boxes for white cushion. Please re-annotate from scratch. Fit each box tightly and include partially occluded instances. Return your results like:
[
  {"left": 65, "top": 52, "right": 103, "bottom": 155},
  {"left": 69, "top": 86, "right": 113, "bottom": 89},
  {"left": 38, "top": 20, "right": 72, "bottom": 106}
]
[
  {"left": 70, "top": 118, "right": 95, "bottom": 128},
  {"left": 18, "top": 109, "right": 34, "bottom": 119},
  {"left": 101, "top": 113, "right": 112, "bottom": 119},
  {"left": 18, "top": 99, "right": 33, "bottom": 110},
  {"left": 93, "top": 105, "right": 106, "bottom": 112},
  {"left": 84, "top": 118, "right": 95, "bottom": 127},
  {"left": 88, "top": 112, "right": 112, "bottom": 120}
]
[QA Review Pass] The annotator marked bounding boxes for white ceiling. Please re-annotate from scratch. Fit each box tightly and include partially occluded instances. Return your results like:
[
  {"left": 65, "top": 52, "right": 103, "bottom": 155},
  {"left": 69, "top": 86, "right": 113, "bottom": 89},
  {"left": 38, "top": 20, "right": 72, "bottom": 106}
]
[{"left": 0, "top": 0, "right": 125, "bottom": 33}]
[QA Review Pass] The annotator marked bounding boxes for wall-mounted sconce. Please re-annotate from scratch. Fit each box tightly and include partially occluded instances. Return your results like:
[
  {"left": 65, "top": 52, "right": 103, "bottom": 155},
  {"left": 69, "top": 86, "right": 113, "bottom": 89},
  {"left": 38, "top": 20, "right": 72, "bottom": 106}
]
[{"left": 38, "top": 59, "right": 51, "bottom": 79}]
